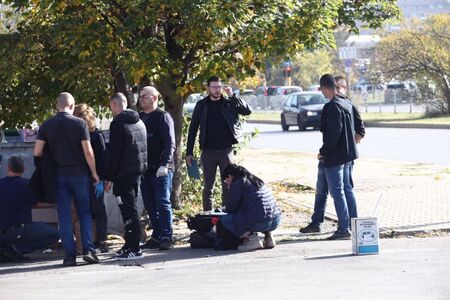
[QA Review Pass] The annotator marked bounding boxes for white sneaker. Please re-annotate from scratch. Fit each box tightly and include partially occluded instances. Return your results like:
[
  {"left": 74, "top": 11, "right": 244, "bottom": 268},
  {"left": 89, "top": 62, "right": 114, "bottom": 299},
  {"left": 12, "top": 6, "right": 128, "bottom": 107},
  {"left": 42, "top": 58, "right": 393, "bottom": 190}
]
[{"left": 238, "top": 233, "right": 263, "bottom": 251}]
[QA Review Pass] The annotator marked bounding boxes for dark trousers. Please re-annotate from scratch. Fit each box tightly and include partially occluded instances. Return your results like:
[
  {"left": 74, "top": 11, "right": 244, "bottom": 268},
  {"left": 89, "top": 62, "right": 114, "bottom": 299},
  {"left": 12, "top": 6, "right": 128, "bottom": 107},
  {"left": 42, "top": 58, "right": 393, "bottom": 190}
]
[
  {"left": 90, "top": 186, "right": 108, "bottom": 242},
  {"left": 113, "top": 174, "right": 142, "bottom": 252},
  {"left": 0, "top": 222, "right": 60, "bottom": 254},
  {"left": 200, "top": 148, "right": 234, "bottom": 211}
]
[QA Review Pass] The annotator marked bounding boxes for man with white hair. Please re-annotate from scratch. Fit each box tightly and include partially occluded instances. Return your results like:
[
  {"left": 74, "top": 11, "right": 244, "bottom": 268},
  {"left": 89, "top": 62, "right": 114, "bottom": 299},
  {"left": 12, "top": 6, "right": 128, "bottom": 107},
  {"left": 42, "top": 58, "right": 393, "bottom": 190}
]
[
  {"left": 34, "top": 92, "right": 100, "bottom": 266},
  {"left": 138, "top": 86, "right": 176, "bottom": 251},
  {"left": 105, "top": 92, "right": 147, "bottom": 260}
]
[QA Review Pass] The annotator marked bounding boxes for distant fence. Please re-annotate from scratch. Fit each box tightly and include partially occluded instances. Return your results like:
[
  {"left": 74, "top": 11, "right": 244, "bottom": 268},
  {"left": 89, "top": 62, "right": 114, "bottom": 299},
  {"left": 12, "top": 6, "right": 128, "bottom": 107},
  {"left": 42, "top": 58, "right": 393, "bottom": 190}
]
[{"left": 241, "top": 92, "right": 424, "bottom": 114}]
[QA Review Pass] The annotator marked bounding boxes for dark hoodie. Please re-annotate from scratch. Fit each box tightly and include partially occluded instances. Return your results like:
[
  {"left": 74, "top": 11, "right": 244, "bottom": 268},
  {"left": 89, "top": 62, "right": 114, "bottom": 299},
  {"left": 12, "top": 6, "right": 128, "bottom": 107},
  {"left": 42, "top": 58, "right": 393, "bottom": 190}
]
[
  {"left": 319, "top": 94, "right": 358, "bottom": 167},
  {"left": 106, "top": 109, "right": 147, "bottom": 181}
]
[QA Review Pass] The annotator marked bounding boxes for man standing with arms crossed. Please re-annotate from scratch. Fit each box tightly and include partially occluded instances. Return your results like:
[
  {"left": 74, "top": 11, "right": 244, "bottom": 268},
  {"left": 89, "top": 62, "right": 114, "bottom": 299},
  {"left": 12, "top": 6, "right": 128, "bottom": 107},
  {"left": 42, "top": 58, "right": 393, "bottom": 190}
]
[
  {"left": 34, "top": 92, "right": 100, "bottom": 266},
  {"left": 105, "top": 93, "right": 147, "bottom": 260},
  {"left": 186, "top": 76, "right": 252, "bottom": 211},
  {"left": 138, "top": 86, "right": 176, "bottom": 251}
]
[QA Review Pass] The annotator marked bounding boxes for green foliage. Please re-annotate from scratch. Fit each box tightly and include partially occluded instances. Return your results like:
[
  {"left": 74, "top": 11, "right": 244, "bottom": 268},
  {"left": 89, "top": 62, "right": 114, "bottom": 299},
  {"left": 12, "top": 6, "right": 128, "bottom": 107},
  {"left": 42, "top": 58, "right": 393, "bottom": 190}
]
[
  {"left": 1, "top": 0, "right": 399, "bottom": 127},
  {"left": 371, "top": 14, "right": 450, "bottom": 115},
  {"left": 267, "top": 49, "right": 334, "bottom": 88}
]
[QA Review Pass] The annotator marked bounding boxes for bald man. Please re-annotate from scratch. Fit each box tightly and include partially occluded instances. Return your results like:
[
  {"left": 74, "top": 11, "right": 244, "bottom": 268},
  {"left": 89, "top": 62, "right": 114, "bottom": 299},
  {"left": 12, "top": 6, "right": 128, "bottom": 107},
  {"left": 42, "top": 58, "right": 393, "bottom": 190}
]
[
  {"left": 34, "top": 92, "right": 100, "bottom": 266},
  {"left": 105, "top": 92, "right": 147, "bottom": 260},
  {"left": 138, "top": 86, "right": 175, "bottom": 251}
]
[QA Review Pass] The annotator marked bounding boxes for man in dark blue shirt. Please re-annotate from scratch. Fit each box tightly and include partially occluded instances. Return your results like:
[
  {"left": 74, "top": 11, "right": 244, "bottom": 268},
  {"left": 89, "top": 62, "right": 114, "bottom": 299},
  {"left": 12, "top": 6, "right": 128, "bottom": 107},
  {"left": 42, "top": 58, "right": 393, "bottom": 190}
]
[
  {"left": 139, "top": 86, "right": 176, "bottom": 251},
  {"left": 0, "top": 156, "right": 60, "bottom": 262}
]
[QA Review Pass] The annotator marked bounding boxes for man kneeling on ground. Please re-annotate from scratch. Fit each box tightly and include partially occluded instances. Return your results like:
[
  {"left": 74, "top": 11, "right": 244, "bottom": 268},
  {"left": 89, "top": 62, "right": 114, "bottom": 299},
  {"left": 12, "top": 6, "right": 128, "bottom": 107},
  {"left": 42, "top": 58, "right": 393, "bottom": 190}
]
[
  {"left": 0, "top": 156, "right": 60, "bottom": 262},
  {"left": 221, "top": 164, "right": 281, "bottom": 251}
]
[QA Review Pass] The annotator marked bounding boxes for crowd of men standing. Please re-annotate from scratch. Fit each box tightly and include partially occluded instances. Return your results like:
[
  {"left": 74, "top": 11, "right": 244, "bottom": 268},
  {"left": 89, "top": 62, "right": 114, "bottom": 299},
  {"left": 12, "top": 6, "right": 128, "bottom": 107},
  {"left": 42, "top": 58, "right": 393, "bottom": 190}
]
[{"left": 0, "top": 73, "right": 363, "bottom": 265}]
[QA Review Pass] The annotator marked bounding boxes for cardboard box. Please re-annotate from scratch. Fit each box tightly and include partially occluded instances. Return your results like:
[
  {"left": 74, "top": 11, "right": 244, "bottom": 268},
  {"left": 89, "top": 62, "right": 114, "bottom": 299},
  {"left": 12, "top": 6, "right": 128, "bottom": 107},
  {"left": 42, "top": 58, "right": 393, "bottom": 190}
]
[{"left": 352, "top": 217, "right": 379, "bottom": 255}]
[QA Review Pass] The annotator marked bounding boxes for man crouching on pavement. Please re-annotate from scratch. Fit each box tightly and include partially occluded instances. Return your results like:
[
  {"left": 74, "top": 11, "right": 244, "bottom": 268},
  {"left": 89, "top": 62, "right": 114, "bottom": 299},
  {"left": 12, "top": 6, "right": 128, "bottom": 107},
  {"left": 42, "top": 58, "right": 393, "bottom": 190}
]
[
  {"left": 105, "top": 93, "right": 147, "bottom": 261},
  {"left": 0, "top": 156, "right": 60, "bottom": 262}
]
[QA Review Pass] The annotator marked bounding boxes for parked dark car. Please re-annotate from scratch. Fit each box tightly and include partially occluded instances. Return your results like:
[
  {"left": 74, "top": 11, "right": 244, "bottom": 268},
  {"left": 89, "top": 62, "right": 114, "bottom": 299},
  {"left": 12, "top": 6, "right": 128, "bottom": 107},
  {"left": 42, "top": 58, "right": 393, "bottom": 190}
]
[{"left": 280, "top": 92, "right": 327, "bottom": 131}]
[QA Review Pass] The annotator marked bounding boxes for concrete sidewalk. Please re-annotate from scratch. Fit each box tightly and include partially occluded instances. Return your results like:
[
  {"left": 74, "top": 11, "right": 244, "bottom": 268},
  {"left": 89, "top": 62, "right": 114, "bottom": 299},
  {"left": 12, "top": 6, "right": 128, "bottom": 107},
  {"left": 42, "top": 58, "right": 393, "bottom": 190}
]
[
  {"left": 238, "top": 149, "right": 450, "bottom": 235},
  {"left": 1, "top": 237, "right": 449, "bottom": 299}
]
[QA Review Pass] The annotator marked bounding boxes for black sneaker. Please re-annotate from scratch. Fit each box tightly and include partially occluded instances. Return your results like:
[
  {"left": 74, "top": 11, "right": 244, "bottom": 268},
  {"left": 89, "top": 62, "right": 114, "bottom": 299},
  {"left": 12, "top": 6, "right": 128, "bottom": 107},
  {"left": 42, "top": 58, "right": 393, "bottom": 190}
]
[
  {"left": 117, "top": 250, "right": 143, "bottom": 261},
  {"left": 159, "top": 237, "right": 173, "bottom": 250},
  {"left": 63, "top": 255, "right": 77, "bottom": 267},
  {"left": 299, "top": 223, "right": 321, "bottom": 233},
  {"left": 327, "top": 230, "right": 351, "bottom": 240},
  {"left": 83, "top": 250, "right": 100, "bottom": 264},
  {"left": 95, "top": 241, "right": 110, "bottom": 253},
  {"left": 141, "top": 238, "right": 160, "bottom": 250},
  {"left": 0, "top": 244, "right": 28, "bottom": 262},
  {"left": 115, "top": 246, "right": 129, "bottom": 257}
]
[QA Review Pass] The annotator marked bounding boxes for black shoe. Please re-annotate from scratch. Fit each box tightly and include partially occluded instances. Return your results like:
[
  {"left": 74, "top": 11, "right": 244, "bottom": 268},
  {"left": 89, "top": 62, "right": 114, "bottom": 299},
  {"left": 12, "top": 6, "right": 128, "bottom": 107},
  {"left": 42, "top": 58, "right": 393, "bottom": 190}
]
[
  {"left": 141, "top": 238, "right": 160, "bottom": 250},
  {"left": 159, "top": 237, "right": 172, "bottom": 250},
  {"left": 115, "top": 246, "right": 129, "bottom": 257},
  {"left": 299, "top": 223, "right": 321, "bottom": 234},
  {"left": 95, "top": 241, "right": 110, "bottom": 253},
  {"left": 0, "top": 244, "right": 28, "bottom": 262},
  {"left": 327, "top": 230, "right": 351, "bottom": 240},
  {"left": 63, "top": 255, "right": 77, "bottom": 267},
  {"left": 83, "top": 250, "right": 100, "bottom": 264},
  {"left": 116, "top": 250, "right": 143, "bottom": 261}
]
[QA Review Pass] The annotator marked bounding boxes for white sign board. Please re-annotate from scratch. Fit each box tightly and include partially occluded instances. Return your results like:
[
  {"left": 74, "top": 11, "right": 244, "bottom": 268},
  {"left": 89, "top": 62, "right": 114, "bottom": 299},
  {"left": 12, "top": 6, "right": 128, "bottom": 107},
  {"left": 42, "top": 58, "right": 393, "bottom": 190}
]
[{"left": 339, "top": 47, "right": 357, "bottom": 60}]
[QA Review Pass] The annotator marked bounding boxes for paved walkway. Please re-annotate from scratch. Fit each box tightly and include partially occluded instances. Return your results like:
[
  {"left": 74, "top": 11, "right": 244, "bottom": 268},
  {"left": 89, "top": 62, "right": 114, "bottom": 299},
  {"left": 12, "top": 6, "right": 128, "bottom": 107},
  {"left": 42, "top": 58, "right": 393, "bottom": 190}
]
[{"left": 239, "top": 148, "right": 450, "bottom": 233}]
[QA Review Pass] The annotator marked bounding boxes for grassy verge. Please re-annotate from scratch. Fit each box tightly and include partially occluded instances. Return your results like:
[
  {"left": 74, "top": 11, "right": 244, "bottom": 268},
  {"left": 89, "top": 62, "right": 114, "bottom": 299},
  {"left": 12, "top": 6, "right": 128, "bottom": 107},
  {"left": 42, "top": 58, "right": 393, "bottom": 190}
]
[{"left": 247, "top": 111, "right": 450, "bottom": 125}]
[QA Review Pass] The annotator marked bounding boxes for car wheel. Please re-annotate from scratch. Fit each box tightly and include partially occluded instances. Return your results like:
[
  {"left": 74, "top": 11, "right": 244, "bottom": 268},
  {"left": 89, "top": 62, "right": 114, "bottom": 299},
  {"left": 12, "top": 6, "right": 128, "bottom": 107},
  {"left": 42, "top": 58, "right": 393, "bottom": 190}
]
[
  {"left": 297, "top": 116, "right": 306, "bottom": 131},
  {"left": 281, "top": 115, "right": 289, "bottom": 131}
]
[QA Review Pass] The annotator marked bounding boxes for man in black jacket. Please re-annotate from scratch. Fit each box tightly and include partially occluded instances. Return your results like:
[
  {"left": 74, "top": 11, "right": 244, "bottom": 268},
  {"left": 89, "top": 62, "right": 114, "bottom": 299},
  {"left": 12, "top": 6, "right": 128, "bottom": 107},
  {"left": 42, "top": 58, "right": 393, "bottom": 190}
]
[
  {"left": 300, "top": 76, "right": 365, "bottom": 236},
  {"left": 105, "top": 93, "right": 147, "bottom": 260},
  {"left": 316, "top": 74, "right": 358, "bottom": 240},
  {"left": 186, "top": 76, "right": 252, "bottom": 211},
  {"left": 138, "top": 86, "right": 176, "bottom": 251}
]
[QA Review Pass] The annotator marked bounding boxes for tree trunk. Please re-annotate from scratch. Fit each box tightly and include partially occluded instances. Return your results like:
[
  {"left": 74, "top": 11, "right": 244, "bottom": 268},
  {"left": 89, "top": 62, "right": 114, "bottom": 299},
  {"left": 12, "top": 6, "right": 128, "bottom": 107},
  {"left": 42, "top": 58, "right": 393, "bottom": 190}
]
[
  {"left": 113, "top": 69, "right": 136, "bottom": 110},
  {"left": 156, "top": 79, "right": 185, "bottom": 209}
]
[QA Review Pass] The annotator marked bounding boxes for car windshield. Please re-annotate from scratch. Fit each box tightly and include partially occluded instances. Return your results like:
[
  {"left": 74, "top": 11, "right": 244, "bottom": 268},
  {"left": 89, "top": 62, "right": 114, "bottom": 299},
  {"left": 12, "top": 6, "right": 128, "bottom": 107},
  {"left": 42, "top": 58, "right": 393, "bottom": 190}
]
[
  {"left": 387, "top": 84, "right": 405, "bottom": 89},
  {"left": 297, "top": 94, "right": 327, "bottom": 105}
]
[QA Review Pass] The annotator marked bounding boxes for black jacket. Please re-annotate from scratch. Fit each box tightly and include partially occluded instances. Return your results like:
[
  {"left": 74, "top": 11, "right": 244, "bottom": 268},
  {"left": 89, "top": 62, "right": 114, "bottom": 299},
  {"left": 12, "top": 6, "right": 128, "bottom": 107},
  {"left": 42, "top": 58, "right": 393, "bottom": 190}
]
[
  {"left": 337, "top": 92, "right": 365, "bottom": 137},
  {"left": 139, "top": 108, "right": 176, "bottom": 174},
  {"left": 186, "top": 95, "right": 252, "bottom": 156},
  {"left": 90, "top": 130, "right": 107, "bottom": 180},
  {"left": 319, "top": 95, "right": 358, "bottom": 167},
  {"left": 28, "top": 145, "right": 56, "bottom": 203},
  {"left": 106, "top": 109, "right": 147, "bottom": 181}
]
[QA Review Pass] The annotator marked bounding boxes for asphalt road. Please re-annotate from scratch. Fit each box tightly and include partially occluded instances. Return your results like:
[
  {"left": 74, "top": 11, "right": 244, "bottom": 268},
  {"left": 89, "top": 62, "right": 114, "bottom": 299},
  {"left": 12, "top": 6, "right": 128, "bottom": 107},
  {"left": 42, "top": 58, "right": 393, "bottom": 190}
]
[
  {"left": 244, "top": 124, "right": 450, "bottom": 165},
  {"left": 1, "top": 237, "right": 449, "bottom": 299}
]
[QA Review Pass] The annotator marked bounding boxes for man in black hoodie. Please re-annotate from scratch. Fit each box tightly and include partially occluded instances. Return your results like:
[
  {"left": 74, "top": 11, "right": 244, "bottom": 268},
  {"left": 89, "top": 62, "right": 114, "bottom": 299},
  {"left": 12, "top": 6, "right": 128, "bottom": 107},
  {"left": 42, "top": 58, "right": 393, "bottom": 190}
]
[
  {"left": 105, "top": 93, "right": 147, "bottom": 260},
  {"left": 317, "top": 74, "right": 358, "bottom": 240}
]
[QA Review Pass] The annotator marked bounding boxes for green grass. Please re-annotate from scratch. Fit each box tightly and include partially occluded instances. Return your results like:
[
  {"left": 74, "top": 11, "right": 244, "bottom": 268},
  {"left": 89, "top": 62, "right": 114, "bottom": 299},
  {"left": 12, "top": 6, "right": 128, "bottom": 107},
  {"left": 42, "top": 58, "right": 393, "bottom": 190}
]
[{"left": 247, "top": 111, "right": 450, "bottom": 125}]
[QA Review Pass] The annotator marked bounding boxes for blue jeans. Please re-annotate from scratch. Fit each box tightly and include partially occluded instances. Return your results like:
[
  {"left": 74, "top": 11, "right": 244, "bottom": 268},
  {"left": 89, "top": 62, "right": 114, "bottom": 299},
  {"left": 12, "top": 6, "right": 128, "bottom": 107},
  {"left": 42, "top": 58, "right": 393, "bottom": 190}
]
[
  {"left": 324, "top": 162, "right": 357, "bottom": 232},
  {"left": 311, "top": 162, "right": 328, "bottom": 225},
  {"left": 0, "top": 222, "right": 60, "bottom": 254},
  {"left": 56, "top": 175, "right": 94, "bottom": 256},
  {"left": 140, "top": 171, "right": 173, "bottom": 240},
  {"left": 311, "top": 162, "right": 357, "bottom": 227},
  {"left": 221, "top": 214, "right": 281, "bottom": 237}
]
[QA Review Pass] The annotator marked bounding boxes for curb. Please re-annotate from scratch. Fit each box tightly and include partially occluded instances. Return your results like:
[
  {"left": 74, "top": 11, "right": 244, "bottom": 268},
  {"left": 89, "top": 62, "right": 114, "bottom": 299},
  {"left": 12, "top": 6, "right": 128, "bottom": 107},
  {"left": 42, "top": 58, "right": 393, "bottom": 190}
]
[{"left": 247, "top": 120, "right": 450, "bottom": 130}]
